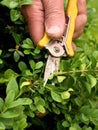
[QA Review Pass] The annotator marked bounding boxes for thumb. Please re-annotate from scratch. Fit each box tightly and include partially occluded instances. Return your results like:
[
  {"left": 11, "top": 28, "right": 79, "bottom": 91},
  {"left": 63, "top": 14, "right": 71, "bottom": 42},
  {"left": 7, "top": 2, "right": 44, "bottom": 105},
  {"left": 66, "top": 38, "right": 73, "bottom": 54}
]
[{"left": 42, "top": 0, "right": 65, "bottom": 39}]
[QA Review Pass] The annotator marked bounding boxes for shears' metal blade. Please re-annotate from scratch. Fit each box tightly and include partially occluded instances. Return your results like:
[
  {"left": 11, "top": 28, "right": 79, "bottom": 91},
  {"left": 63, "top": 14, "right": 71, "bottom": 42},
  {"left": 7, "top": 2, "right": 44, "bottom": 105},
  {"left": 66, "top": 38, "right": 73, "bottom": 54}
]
[{"left": 44, "top": 55, "right": 60, "bottom": 86}]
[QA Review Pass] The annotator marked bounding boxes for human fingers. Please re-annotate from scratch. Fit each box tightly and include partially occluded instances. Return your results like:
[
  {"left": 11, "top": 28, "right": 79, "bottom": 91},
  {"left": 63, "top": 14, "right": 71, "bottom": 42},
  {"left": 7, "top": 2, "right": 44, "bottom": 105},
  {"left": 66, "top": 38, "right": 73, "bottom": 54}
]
[
  {"left": 73, "top": 0, "right": 87, "bottom": 39},
  {"left": 42, "top": 0, "right": 65, "bottom": 39},
  {"left": 21, "top": 0, "right": 44, "bottom": 44}
]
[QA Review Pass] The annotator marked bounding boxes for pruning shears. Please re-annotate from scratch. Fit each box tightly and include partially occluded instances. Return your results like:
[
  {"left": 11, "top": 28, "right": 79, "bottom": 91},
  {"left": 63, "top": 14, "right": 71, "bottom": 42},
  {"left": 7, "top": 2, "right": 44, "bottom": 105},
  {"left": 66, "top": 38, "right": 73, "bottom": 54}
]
[{"left": 37, "top": 0, "right": 78, "bottom": 86}]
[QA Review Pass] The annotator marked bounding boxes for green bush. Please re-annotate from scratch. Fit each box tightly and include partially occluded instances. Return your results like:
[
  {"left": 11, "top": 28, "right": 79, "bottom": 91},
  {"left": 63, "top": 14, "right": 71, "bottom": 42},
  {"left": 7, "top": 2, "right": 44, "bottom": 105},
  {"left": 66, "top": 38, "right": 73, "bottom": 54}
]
[{"left": 0, "top": 0, "right": 98, "bottom": 130}]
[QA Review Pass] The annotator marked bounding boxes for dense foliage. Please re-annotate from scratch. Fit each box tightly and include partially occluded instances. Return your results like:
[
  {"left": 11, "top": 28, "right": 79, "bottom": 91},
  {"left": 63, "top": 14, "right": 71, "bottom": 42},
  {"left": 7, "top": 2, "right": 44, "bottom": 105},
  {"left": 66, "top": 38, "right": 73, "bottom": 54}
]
[{"left": 0, "top": 0, "right": 98, "bottom": 130}]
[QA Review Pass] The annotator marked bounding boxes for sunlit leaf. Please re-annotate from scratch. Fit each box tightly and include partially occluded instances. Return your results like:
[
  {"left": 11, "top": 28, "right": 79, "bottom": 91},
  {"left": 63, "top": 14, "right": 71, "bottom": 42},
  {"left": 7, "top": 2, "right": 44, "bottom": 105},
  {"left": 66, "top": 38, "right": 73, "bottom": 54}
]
[
  {"left": 10, "top": 9, "right": 20, "bottom": 22},
  {"left": 6, "top": 78, "right": 19, "bottom": 97},
  {"left": 86, "top": 74, "right": 97, "bottom": 88},
  {"left": 61, "top": 91, "right": 70, "bottom": 99},
  {"left": 1, "top": 0, "right": 19, "bottom": 9},
  {"left": 6, "top": 98, "right": 32, "bottom": 109},
  {"left": 5, "top": 90, "right": 15, "bottom": 104},
  {"left": 36, "top": 105, "right": 46, "bottom": 113},
  {"left": 0, "top": 110, "right": 19, "bottom": 118},
  {"left": 57, "top": 76, "right": 66, "bottom": 83},
  {"left": 20, "top": 81, "right": 31, "bottom": 88},
  {"left": 22, "top": 38, "right": 34, "bottom": 49}
]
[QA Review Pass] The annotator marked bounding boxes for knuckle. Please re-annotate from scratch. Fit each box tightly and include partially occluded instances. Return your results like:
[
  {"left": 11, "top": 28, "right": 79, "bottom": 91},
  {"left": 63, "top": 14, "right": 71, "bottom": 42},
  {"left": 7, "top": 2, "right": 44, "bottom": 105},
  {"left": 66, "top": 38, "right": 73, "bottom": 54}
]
[
  {"left": 83, "top": 15, "right": 87, "bottom": 24},
  {"left": 80, "top": 15, "right": 87, "bottom": 27},
  {"left": 80, "top": 14, "right": 87, "bottom": 27}
]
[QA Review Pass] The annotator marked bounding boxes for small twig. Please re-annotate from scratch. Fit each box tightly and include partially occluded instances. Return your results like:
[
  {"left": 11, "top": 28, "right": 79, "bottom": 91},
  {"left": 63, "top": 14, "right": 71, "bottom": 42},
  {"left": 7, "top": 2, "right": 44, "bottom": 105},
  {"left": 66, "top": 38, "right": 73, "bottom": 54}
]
[{"left": 54, "top": 69, "right": 98, "bottom": 76}]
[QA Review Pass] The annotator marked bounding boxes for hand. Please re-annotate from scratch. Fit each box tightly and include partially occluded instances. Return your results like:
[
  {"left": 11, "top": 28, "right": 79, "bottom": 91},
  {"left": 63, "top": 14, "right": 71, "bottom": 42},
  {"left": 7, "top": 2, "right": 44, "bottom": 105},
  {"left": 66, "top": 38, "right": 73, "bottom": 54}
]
[{"left": 21, "top": 0, "right": 87, "bottom": 44}]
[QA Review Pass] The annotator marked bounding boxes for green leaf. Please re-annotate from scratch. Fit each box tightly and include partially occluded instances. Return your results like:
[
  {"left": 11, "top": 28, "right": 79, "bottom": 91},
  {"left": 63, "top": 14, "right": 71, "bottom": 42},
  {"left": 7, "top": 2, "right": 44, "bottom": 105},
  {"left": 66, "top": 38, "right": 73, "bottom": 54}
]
[
  {"left": 0, "top": 98, "right": 4, "bottom": 112},
  {"left": 20, "top": 81, "right": 31, "bottom": 88},
  {"left": 60, "top": 60, "right": 71, "bottom": 71},
  {"left": 80, "top": 63, "right": 86, "bottom": 70},
  {"left": 12, "top": 32, "right": 22, "bottom": 44},
  {"left": 90, "top": 109, "right": 98, "bottom": 125},
  {"left": 24, "top": 50, "right": 31, "bottom": 54},
  {"left": 4, "top": 69, "right": 18, "bottom": 79},
  {"left": 93, "top": 51, "right": 98, "bottom": 60},
  {"left": 13, "top": 113, "right": 27, "bottom": 130},
  {"left": 8, "top": 48, "right": 15, "bottom": 52},
  {"left": 1, "top": 0, "right": 19, "bottom": 9},
  {"left": 61, "top": 91, "right": 70, "bottom": 99},
  {"left": 0, "top": 59, "right": 3, "bottom": 64},
  {"left": 74, "top": 97, "right": 82, "bottom": 106},
  {"left": 27, "top": 110, "right": 35, "bottom": 118},
  {"left": 29, "top": 60, "right": 35, "bottom": 70},
  {"left": 62, "top": 121, "right": 69, "bottom": 128},
  {"left": 85, "top": 127, "right": 92, "bottom": 130},
  {"left": 20, "top": 0, "right": 33, "bottom": 6},
  {"left": 69, "top": 127, "right": 77, "bottom": 130},
  {"left": 52, "top": 107, "right": 60, "bottom": 115},
  {"left": 0, "top": 78, "right": 8, "bottom": 84},
  {"left": 5, "top": 90, "right": 15, "bottom": 104},
  {"left": 81, "top": 113, "right": 89, "bottom": 125},
  {"left": 18, "top": 61, "right": 27, "bottom": 72},
  {"left": 25, "top": 70, "right": 33, "bottom": 76},
  {"left": 80, "top": 105, "right": 91, "bottom": 115},
  {"left": 33, "top": 47, "right": 40, "bottom": 54},
  {"left": 10, "top": 9, "right": 21, "bottom": 22},
  {"left": 36, "top": 105, "right": 46, "bottom": 113},
  {"left": 17, "top": 50, "right": 24, "bottom": 57},
  {"left": 34, "top": 97, "right": 45, "bottom": 106},
  {"left": 57, "top": 76, "right": 66, "bottom": 83},
  {"left": 0, "top": 122, "right": 5, "bottom": 130},
  {"left": 0, "top": 110, "right": 19, "bottom": 118},
  {"left": 80, "top": 106, "right": 98, "bottom": 125},
  {"left": 35, "top": 61, "right": 43, "bottom": 69},
  {"left": 70, "top": 124, "right": 81, "bottom": 130},
  {"left": 22, "top": 38, "right": 34, "bottom": 49},
  {"left": 6, "top": 98, "right": 32, "bottom": 109},
  {"left": 14, "top": 51, "right": 20, "bottom": 62},
  {"left": 30, "top": 104, "right": 36, "bottom": 111},
  {"left": 51, "top": 91, "right": 62, "bottom": 102},
  {"left": 6, "top": 78, "right": 19, "bottom": 97},
  {"left": 86, "top": 74, "right": 97, "bottom": 88},
  {"left": 0, "top": 118, "right": 14, "bottom": 129},
  {"left": 68, "top": 88, "right": 74, "bottom": 92},
  {"left": 84, "top": 82, "right": 91, "bottom": 94}
]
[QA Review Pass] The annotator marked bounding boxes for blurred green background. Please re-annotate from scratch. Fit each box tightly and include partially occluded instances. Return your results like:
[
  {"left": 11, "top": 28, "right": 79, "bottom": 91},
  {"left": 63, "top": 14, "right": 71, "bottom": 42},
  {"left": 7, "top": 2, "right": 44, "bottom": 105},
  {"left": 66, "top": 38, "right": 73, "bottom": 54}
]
[
  {"left": 90, "top": 0, "right": 98, "bottom": 15},
  {"left": 92, "top": 0, "right": 98, "bottom": 12},
  {"left": 89, "top": 0, "right": 98, "bottom": 40}
]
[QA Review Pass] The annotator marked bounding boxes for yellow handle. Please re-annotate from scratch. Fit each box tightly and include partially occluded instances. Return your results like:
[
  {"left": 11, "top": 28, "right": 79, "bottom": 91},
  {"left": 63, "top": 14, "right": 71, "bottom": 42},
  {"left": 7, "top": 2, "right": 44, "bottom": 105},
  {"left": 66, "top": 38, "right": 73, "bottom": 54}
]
[
  {"left": 38, "top": 0, "right": 78, "bottom": 57},
  {"left": 37, "top": 32, "right": 51, "bottom": 48},
  {"left": 66, "top": 0, "right": 78, "bottom": 56}
]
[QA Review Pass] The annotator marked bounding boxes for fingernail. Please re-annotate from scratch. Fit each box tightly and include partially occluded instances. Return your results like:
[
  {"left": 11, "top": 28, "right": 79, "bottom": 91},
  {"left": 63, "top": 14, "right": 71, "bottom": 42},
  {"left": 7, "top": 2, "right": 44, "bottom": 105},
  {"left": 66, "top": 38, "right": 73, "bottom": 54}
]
[{"left": 46, "top": 25, "right": 62, "bottom": 38}]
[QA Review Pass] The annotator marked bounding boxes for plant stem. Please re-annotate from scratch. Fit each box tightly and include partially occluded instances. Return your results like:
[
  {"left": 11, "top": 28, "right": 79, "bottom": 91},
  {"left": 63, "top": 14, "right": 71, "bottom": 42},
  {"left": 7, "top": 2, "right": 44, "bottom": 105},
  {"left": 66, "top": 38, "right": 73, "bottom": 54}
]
[{"left": 54, "top": 69, "right": 98, "bottom": 76}]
